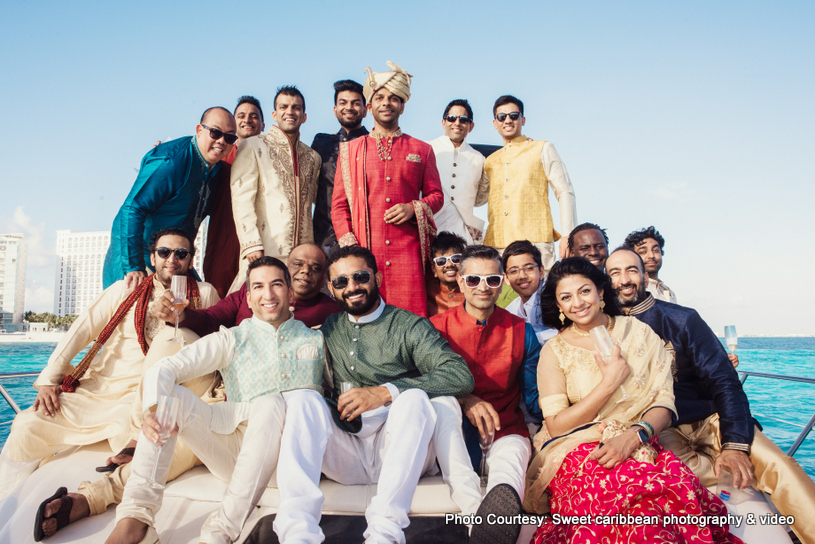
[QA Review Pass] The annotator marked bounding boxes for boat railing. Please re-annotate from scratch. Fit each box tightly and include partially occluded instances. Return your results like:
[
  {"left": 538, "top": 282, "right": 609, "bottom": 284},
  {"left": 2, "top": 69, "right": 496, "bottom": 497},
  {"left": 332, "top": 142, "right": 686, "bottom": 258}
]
[{"left": 2, "top": 370, "right": 815, "bottom": 456}]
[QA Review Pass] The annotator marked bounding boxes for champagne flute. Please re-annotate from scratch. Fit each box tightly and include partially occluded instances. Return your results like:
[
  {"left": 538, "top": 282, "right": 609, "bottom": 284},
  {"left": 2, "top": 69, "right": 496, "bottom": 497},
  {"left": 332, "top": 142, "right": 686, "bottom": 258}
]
[
  {"left": 148, "top": 395, "right": 180, "bottom": 488},
  {"left": 590, "top": 325, "right": 633, "bottom": 403},
  {"left": 478, "top": 416, "right": 495, "bottom": 484},
  {"left": 724, "top": 325, "right": 738, "bottom": 354},
  {"left": 168, "top": 275, "right": 187, "bottom": 343}
]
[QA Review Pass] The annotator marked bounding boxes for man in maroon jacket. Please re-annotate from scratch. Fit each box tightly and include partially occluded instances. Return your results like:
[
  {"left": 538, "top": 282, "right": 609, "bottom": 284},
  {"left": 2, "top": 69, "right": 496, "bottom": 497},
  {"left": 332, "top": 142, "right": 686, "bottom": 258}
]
[{"left": 157, "top": 243, "right": 340, "bottom": 331}]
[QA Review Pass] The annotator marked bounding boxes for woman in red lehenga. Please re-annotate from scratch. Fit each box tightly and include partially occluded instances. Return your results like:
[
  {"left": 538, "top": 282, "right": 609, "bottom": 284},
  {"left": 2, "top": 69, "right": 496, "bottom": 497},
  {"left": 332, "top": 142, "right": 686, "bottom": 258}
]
[{"left": 524, "top": 258, "right": 743, "bottom": 544}]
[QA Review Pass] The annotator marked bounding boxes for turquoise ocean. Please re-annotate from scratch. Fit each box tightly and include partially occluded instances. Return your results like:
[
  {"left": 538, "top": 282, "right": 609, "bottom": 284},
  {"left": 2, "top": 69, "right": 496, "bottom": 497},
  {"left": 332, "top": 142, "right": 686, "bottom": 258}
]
[{"left": 1, "top": 337, "right": 814, "bottom": 479}]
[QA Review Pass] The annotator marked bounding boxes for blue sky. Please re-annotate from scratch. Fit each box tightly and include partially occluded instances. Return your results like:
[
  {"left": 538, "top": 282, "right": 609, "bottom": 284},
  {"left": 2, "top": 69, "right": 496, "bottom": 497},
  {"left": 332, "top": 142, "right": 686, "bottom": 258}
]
[{"left": 1, "top": 1, "right": 813, "bottom": 335}]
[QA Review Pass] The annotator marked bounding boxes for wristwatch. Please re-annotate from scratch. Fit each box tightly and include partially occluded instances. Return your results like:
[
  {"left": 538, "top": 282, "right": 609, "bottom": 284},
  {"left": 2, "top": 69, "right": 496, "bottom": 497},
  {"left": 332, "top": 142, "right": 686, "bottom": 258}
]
[{"left": 635, "top": 428, "right": 649, "bottom": 444}]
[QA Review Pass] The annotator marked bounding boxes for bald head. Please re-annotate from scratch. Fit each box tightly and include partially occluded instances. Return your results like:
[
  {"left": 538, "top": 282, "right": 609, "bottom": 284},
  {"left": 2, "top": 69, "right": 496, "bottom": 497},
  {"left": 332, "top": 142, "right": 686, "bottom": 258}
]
[
  {"left": 195, "top": 107, "right": 237, "bottom": 165},
  {"left": 287, "top": 244, "right": 328, "bottom": 300}
]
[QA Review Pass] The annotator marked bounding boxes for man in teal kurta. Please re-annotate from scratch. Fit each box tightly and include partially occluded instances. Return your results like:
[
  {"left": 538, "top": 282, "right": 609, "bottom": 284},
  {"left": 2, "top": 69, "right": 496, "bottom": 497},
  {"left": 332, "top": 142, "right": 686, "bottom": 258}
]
[{"left": 103, "top": 107, "right": 237, "bottom": 289}]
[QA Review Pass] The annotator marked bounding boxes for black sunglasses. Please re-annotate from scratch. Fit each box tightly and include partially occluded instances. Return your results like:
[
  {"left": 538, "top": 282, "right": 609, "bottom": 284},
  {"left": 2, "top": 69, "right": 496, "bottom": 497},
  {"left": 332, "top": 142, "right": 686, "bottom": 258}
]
[
  {"left": 201, "top": 124, "right": 238, "bottom": 145},
  {"left": 495, "top": 112, "right": 522, "bottom": 122},
  {"left": 156, "top": 247, "right": 191, "bottom": 260},
  {"left": 444, "top": 115, "right": 471, "bottom": 124},
  {"left": 331, "top": 270, "right": 372, "bottom": 290}
]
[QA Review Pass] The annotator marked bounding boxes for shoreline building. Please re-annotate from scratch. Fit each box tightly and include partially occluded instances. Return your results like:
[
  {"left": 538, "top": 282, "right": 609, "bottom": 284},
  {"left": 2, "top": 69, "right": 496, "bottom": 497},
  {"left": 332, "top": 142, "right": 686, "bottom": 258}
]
[
  {"left": 0, "top": 234, "right": 27, "bottom": 331},
  {"left": 54, "top": 230, "right": 110, "bottom": 317}
]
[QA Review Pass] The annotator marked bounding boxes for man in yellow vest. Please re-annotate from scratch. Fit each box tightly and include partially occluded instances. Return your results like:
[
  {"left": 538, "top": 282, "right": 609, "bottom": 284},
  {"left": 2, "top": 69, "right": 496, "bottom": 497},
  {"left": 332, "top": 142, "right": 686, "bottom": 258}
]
[{"left": 483, "top": 95, "right": 577, "bottom": 271}]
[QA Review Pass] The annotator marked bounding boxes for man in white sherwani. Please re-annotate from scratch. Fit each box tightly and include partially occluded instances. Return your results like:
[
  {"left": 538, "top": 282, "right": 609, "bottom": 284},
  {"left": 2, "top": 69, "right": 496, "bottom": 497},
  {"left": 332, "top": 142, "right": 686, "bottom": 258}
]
[
  {"left": 230, "top": 85, "right": 322, "bottom": 292},
  {"left": 0, "top": 228, "right": 219, "bottom": 502},
  {"left": 106, "top": 256, "right": 327, "bottom": 544},
  {"left": 427, "top": 99, "right": 490, "bottom": 245}
]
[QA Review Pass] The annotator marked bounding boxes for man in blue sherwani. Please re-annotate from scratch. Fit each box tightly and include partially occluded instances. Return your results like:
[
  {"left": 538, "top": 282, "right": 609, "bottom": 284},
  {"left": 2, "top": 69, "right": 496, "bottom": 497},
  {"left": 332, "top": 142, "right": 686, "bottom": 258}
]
[{"left": 103, "top": 107, "right": 237, "bottom": 289}]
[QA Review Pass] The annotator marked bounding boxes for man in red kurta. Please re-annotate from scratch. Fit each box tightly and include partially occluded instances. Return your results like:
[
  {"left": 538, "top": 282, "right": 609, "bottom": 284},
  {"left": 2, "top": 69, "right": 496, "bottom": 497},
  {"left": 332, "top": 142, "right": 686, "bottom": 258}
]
[
  {"left": 430, "top": 245, "right": 542, "bottom": 544},
  {"left": 332, "top": 62, "right": 443, "bottom": 317}
]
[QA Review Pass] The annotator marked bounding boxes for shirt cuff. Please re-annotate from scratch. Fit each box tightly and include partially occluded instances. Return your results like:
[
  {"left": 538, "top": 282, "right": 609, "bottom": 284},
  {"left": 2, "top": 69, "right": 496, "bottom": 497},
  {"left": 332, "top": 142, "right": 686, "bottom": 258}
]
[{"left": 382, "top": 383, "right": 399, "bottom": 405}]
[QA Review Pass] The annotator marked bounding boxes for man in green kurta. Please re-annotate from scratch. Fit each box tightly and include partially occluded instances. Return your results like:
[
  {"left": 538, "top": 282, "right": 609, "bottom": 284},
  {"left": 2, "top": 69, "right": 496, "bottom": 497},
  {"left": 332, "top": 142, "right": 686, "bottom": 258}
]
[{"left": 270, "top": 245, "right": 474, "bottom": 544}]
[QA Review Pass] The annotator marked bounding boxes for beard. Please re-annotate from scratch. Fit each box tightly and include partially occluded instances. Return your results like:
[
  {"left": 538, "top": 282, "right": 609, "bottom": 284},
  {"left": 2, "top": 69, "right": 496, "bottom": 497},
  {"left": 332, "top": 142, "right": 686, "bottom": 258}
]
[
  {"left": 338, "top": 115, "right": 363, "bottom": 130},
  {"left": 614, "top": 281, "right": 648, "bottom": 308},
  {"left": 336, "top": 282, "right": 380, "bottom": 316}
]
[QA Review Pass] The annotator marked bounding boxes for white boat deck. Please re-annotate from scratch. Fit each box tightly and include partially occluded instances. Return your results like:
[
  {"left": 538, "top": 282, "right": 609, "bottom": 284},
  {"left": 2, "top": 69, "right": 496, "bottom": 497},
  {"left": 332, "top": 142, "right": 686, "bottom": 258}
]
[{"left": 0, "top": 442, "right": 794, "bottom": 544}]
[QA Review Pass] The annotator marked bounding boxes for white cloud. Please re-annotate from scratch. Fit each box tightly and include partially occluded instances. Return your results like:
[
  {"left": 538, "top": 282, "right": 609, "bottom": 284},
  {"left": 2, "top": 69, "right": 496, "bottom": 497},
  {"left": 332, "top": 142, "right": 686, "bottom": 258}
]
[{"left": 6, "top": 206, "right": 51, "bottom": 269}]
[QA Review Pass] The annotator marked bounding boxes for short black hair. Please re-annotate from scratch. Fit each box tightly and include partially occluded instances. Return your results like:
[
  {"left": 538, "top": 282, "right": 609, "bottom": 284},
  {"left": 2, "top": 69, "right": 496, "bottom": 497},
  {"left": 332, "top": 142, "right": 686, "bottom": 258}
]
[
  {"left": 623, "top": 226, "right": 666, "bottom": 254},
  {"left": 493, "top": 95, "right": 524, "bottom": 117},
  {"left": 443, "top": 99, "right": 474, "bottom": 121},
  {"left": 148, "top": 228, "right": 195, "bottom": 257},
  {"left": 539, "top": 257, "right": 622, "bottom": 329},
  {"left": 567, "top": 222, "right": 609, "bottom": 251},
  {"left": 459, "top": 245, "right": 503, "bottom": 275},
  {"left": 501, "top": 240, "right": 542, "bottom": 270},
  {"left": 246, "top": 256, "right": 291, "bottom": 288},
  {"left": 431, "top": 231, "right": 467, "bottom": 257},
  {"left": 235, "top": 95, "right": 264, "bottom": 123},
  {"left": 200, "top": 106, "right": 233, "bottom": 125},
  {"left": 274, "top": 85, "right": 306, "bottom": 112},
  {"left": 326, "top": 245, "right": 378, "bottom": 279},
  {"left": 609, "top": 246, "right": 646, "bottom": 271},
  {"left": 334, "top": 80, "right": 365, "bottom": 106}
]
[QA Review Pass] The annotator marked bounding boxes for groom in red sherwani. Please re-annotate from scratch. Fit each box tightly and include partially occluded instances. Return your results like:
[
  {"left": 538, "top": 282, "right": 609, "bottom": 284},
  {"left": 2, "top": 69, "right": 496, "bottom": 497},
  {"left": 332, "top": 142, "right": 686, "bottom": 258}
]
[{"left": 332, "top": 61, "right": 443, "bottom": 317}]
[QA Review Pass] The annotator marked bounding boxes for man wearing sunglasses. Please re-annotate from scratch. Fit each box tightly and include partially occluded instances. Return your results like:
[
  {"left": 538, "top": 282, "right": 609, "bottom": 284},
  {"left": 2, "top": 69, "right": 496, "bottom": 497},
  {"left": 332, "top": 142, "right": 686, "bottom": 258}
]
[
  {"left": 275, "top": 245, "right": 474, "bottom": 544},
  {"left": 427, "top": 99, "right": 490, "bottom": 245},
  {"left": 429, "top": 245, "right": 542, "bottom": 544},
  {"left": 311, "top": 80, "right": 370, "bottom": 257},
  {"left": 231, "top": 85, "right": 322, "bottom": 293},
  {"left": 103, "top": 107, "right": 237, "bottom": 290},
  {"left": 483, "top": 95, "right": 577, "bottom": 272},
  {"left": 426, "top": 230, "right": 467, "bottom": 317},
  {"left": 2, "top": 228, "right": 220, "bottom": 512},
  {"left": 332, "top": 62, "right": 444, "bottom": 317}
]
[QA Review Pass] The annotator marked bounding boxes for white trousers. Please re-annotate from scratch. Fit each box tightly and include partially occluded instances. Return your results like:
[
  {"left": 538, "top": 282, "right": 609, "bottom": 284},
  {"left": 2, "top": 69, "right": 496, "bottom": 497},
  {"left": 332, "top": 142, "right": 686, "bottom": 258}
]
[
  {"left": 116, "top": 386, "right": 285, "bottom": 544},
  {"left": 431, "top": 396, "right": 531, "bottom": 515},
  {"left": 274, "top": 388, "right": 437, "bottom": 544}
]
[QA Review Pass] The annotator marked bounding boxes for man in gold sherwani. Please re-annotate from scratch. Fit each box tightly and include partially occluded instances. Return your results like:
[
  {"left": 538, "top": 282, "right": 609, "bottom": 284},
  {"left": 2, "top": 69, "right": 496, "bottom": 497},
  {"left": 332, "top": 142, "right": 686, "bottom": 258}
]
[
  {"left": 0, "top": 228, "right": 219, "bottom": 503},
  {"left": 230, "top": 85, "right": 321, "bottom": 292},
  {"left": 483, "top": 95, "right": 577, "bottom": 271}
]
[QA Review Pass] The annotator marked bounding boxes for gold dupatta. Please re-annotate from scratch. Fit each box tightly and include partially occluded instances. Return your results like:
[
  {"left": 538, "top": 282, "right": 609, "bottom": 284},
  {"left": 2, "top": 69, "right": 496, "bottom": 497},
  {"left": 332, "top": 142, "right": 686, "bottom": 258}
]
[{"left": 523, "top": 316, "right": 677, "bottom": 514}]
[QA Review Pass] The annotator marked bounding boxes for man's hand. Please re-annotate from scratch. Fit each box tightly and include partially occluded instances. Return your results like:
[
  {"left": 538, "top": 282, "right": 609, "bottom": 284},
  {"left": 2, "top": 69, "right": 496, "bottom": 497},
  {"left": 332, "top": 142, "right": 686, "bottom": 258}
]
[
  {"left": 155, "top": 291, "right": 188, "bottom": 323},
  {"left": 588, "top": 429, "right": 641, "bottom": 469},
  {"left": 142, "top": 410, "right": 178, "bottom": 446},
  {"left": 460, "top": 395, "right": 502, "bottom": 438},
  {"left": 339, "top": 386, "right": 391, "bottom": 421},
  {"left": 384, "top": 203, "right": 415, "bottom": 225},
  {"left": 594, "top": 345, "right": 631, "bottom": 391},
  {"left": 125, "top": 271, "right": 147, "bottom": 289},
  {"left": 33, "top": 385, "right": 62, "bottom": 417},
  {"left": 728, "top": 353, "right": 739, "bottom": 368},
  {"left": 246, "top": 250, "right": 264, "bottom": 263},
  {"left": 715, "top": 449, "right": 754, "bottom": 489},
  {"left": 559, "top": 240, "right": 570, "bottom": 259}
]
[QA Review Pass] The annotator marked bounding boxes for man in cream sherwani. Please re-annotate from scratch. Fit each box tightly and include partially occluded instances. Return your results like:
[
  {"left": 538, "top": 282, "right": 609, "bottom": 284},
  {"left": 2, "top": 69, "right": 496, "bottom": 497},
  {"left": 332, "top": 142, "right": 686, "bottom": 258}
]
[
  {"left": 427, "top": 99, "right": 489, "bottom": 245},
  {"left": 230, "top": 85, "right": 321, "bottom": 292},
  {"left": 106, "top": 256, "right": 327, "bottom": 544}
]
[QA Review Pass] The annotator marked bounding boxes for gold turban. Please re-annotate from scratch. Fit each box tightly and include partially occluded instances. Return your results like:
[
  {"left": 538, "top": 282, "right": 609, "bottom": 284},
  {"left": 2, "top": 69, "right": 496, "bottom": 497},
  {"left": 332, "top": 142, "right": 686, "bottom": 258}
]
[{"left": 363, "top": 61, "right": 413, "bottom": 103}]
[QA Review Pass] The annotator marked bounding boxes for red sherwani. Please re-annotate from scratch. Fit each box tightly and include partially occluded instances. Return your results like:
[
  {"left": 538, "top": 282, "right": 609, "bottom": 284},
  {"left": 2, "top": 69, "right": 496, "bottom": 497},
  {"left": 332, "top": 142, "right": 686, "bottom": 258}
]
[
  {"left": 431, "top": 305, "right": 529, "bottom": 440},
  {"left": 203, "top": 146, "right": 240, "bottom": 298},
  {"left": 332, "top": 133, "right": 443, "bottom": 316}
]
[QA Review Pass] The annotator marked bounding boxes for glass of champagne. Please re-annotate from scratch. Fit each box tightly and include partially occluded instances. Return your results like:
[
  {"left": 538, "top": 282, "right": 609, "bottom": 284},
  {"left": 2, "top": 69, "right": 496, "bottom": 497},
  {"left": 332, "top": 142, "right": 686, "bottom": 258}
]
[
  {"left": 148, "top": 395, "right": 180, "bottom": 488},
  {"left": 478, "top": 415, "right": 495, "bottom": 483},
  {"left": 724, "top": 325, "right": 738, "bottom": 354},
  {"left": 590, "top": 325, "right": 633, "bottom": 403},
  {"left": 168, "top": 275, "right": 187, "bottom": 343}
]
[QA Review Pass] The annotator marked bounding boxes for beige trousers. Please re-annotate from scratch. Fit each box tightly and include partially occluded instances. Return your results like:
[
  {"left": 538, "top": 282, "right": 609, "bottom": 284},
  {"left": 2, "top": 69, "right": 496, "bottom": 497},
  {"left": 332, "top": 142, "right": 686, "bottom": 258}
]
[{"left": 660, "top": 413, "right": 815, "bottom": 544}]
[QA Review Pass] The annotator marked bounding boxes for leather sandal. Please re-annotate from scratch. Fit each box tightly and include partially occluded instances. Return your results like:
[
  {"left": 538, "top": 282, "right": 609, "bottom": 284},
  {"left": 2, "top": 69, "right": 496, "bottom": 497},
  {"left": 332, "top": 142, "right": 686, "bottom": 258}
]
[{"left": 34, "top": 486, "right": 72, "bottom": 541}]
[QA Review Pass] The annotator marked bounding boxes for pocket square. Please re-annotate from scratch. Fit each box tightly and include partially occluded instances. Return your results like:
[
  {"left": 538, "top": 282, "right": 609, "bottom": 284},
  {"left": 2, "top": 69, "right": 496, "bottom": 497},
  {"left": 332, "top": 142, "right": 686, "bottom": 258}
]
[
  {"left": 297, "top": 344, "right": 321, "bottom": 360},
  {"left": 406, "top": 154, "right": 421, "bottom": 163}
]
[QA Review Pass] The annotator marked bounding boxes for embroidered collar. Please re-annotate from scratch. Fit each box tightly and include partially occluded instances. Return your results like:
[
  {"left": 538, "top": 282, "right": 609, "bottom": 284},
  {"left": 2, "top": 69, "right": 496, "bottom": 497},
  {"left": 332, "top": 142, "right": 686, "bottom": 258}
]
[
  {"left": 505, "top": 135, "right": 529, "bottom": 147},
  {"left": 627, "top": 293, "right": 656, "bottom": 316},
  {"left": 191, "top": 136, "right": 213, "bottom": 176},
  {"left": 338, "top": 126, "right": 369, "bottom": 140},
  {"left": 347, "top": 297, "right": 387, "bottom": 324},
  {"left": 250, "top": 313, "right": 294, "bottom": 332},
  {"left": 371, "top": 128, "right": 403, "bottom": 140}
]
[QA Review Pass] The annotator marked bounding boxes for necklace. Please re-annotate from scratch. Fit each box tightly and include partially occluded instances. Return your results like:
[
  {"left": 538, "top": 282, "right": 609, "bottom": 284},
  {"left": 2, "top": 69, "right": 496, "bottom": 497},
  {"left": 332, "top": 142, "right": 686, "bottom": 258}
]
[
  {"left": 371, "top": 129, "right": 401, "bottom": 161},
  {"left": 571, "top": 314, "right": 615, "bottom": 337}
]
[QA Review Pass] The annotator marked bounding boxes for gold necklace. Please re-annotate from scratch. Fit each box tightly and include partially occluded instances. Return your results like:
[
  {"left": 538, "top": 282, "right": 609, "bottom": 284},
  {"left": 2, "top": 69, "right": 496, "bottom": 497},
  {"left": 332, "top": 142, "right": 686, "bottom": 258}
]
[
  {"left": 372, "top": 129, "right": 401, "bottom": 162},
  {"left": 571, "top": 315, "right": 614, "bottom": 337}
]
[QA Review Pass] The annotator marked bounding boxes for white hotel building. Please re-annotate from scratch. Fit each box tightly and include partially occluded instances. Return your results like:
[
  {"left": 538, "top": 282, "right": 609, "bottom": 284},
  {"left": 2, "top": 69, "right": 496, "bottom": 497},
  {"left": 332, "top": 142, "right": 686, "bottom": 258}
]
[{"left": 0, "top": 233, "right": 27, "bottom": 330}]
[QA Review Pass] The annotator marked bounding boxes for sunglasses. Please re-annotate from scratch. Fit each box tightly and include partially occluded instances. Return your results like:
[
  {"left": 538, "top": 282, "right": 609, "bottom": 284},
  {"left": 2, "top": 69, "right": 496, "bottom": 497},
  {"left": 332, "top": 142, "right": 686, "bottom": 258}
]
[
  {"left": 495, "top": 112, "right": 522, "bottom": 122},
  {"left": 444, "top": 115, "right": 471, "bottom": 124},
  {"left": 156, "top": 247, "right": 191, "bottom": 260},
  {"left": 330, "top": 270, "right": 372, "bottom": 290},
  {"left": 433, "top": 254, "right": 462, "bottom": 267},
  {"left": 463, "top": 274, "right": 504, "bottom": 289},
  {"left": 201, "top": 124, "right": 238, "bottom": 145}
]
